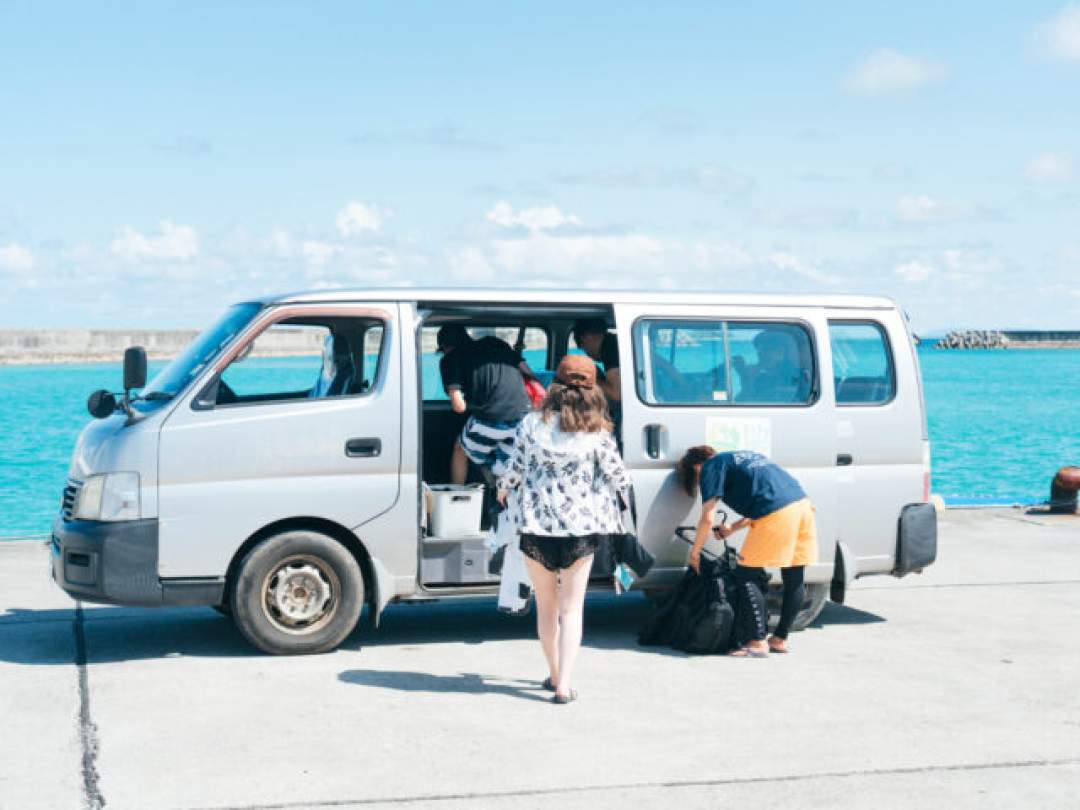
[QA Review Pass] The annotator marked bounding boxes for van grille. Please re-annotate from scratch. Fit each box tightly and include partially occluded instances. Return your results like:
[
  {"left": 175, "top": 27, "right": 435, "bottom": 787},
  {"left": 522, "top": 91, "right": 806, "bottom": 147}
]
[{"left": 61, "top": 481, "right": 80, "bottom": 521}]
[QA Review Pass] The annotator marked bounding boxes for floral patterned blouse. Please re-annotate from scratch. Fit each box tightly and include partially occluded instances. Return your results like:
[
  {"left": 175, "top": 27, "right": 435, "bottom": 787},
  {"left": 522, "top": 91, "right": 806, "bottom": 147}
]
[{"left": 497, "top": 412, "right": 630, "bottom": 537}]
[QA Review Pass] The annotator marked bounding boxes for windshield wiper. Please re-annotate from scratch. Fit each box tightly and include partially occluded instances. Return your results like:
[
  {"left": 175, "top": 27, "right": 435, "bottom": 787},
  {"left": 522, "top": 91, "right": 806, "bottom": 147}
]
[{"left": 141, "top": 392, "right": 174, "bottom": 401}]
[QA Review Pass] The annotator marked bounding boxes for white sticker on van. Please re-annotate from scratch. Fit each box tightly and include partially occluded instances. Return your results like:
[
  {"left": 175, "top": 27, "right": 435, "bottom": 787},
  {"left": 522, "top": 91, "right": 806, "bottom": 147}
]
[{"left": 706, "top": 417, "right": 772, "bottom": 456}]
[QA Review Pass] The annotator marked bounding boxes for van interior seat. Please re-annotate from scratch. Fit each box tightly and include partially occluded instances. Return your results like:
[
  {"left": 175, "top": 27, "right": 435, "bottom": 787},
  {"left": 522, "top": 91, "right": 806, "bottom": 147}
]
[{"left": 310, "top": 334, "right": 357, "bottom": 398}]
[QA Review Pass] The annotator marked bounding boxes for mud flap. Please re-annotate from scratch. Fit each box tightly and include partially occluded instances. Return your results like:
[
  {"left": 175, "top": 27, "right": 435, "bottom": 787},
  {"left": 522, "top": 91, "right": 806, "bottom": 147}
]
[
  {"left": 894, "top": 502, "right": 938, "bottom": 576},
  {"left": 369, "top": 557, "right": 396, "bottom": 627},
  {"left": 831, "top": 540, "right": 856, "bottom": 604}
]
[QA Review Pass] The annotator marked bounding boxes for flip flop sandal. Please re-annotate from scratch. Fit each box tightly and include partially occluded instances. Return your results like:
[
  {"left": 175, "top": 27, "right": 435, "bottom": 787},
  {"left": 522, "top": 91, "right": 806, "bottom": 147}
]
[
  {"left": 541, "top": 677, "right": 556, "bottom": 692},
  {"left": 729, "top": 646, "right": 769, "bottom": 658},
  {"left": 552, "top": 690, "right": 578, "bottom": 704}
]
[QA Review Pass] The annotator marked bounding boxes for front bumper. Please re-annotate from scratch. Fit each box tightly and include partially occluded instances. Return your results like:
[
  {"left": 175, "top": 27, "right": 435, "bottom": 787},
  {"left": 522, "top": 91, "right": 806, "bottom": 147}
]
[{"left": 51, "top": 516, "right": 223, "bottom": 606}]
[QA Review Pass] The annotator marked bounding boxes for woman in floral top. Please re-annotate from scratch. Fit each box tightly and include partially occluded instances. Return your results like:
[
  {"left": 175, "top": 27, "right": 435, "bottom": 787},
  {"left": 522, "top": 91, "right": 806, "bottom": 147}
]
[{"left": 498, "top": 354, "right": 629, "bottom": 704}]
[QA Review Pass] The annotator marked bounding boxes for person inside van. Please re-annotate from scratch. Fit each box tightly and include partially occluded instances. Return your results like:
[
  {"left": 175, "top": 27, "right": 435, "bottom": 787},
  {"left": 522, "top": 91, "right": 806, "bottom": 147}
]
[
  {"left": 437, "top": 325, "right": 533, "bottom": 484},
  {"left": 497, "top": 354, "right": 629, "bottom": 703},
  {"left": 734, "top": 330, "right": 804, "bottom": 403},
  {"left": 571, "top": 319, "right": 620, "bottom": 403},
  {"left": 676, "top": 446, "right": 818, "bottom": 657}
]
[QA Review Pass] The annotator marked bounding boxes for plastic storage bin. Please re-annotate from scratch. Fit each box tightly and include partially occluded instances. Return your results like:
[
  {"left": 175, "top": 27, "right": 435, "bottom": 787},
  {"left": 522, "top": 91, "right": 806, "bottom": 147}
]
[
  {"left": 428, "top": 484, "right": 484, "bottom": 538},
  {"left": 421, "top": 538, "right": 498, "bottom": 585}
]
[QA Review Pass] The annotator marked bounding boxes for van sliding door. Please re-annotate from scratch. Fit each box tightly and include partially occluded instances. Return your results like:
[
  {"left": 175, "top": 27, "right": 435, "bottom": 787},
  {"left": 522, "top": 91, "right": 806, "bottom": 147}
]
[{"left": 614, "top": 303, "right": 837, "bottom": 584}]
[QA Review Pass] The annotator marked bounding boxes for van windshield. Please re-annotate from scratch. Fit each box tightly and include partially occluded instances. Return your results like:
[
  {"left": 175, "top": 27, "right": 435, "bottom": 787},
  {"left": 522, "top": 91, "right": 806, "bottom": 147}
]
[{"left": 142, "top": 303, "right": 262, "bottom": 398}]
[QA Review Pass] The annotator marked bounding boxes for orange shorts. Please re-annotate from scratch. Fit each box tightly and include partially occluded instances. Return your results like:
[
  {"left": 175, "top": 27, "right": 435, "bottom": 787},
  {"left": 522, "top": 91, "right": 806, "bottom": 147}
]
[{"left": 739, "top": 498, "right": 818, "bottom": 568}]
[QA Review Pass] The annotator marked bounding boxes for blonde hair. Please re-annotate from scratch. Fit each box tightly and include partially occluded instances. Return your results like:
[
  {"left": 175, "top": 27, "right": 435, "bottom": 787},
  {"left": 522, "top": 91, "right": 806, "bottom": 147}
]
[{"left": 540, "top": 381, "right": 612, "bottom": 433}]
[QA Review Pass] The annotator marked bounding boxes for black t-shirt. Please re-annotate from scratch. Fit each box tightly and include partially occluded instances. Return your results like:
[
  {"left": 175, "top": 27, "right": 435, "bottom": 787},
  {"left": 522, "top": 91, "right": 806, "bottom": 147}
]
[
  {"left": 600, "top": 332, "right": 620, "bottom": 372},
  {"left": 699, "top": 451, "right": 806, "bottom": 520},
  {"left": 440, "top": 337, "right": 530, "bottom": 423}
]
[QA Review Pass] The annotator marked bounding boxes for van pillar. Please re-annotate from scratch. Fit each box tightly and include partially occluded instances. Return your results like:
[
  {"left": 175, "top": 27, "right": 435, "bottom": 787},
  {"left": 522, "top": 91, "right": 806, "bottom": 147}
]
[{"left": 831, "top": 541, "right": 856, "bottom": 604}]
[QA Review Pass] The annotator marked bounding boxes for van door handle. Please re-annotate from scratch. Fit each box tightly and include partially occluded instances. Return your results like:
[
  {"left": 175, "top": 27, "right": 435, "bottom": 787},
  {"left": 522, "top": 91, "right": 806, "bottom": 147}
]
[
  {"left": 836, "top": 453, "right": 853, "bottom": 467},
  {"left": 644, "top": 424, "right": 663, "bottom": 459},
  {"left": 346, "top": 438, "right": 382, "bottom": 458}
]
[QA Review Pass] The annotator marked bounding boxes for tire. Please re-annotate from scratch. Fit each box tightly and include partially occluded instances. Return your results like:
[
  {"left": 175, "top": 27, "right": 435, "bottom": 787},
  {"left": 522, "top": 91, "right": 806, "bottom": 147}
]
[
  {"left": 766, "top": 582, "right": 828, "bottom": 633},
  {"left": 212, "top": 603, "right": 231, "bottom": 617},
  {"left": 230, "top": 530, "right": 365, "bottom": 655}
]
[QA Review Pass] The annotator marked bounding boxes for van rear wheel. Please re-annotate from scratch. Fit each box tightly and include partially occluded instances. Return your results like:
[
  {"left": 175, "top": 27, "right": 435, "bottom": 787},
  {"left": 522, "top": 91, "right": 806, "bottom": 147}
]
[
  {"left": 767, "top": 582, "right": 828, "bottom": 633},
  {"left": 231, "top": 530, "right": 364, "bottom": 655}
]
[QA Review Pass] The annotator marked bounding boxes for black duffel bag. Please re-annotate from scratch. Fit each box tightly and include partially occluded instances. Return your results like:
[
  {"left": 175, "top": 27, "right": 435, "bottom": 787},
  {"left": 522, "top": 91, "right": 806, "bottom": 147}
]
[{"left": 639, "top": 547, "right": 737, "bottom": 655}]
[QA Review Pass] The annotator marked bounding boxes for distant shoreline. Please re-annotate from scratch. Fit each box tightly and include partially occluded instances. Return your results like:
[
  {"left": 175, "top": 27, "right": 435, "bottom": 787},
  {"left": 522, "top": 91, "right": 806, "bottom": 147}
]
[{"left": 0, "top": 327, "right": 548, "bottom": 366}]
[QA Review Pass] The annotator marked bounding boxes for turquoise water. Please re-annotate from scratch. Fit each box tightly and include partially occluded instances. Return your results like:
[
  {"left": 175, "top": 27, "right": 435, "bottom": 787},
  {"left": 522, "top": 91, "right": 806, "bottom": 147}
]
[{"left": 2, "top": 348, "right": 1078, "bottom": 538}]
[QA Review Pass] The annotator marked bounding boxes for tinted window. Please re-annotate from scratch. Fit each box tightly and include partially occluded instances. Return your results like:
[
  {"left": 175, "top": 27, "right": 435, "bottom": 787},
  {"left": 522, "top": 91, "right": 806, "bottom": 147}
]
[
  {"left": 213, "top": 318, "right": 386, "bottom": 406},
  {"left": 634, "top": 320, "right": 815, "bottom": 406},
  {"left": 829, "top": 321, "right": 895, "bottom": 405}
]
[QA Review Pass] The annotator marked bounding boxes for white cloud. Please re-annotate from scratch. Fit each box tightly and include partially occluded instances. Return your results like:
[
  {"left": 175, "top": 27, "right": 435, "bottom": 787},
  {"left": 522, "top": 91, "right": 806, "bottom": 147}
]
[
  {"left": 447, "top": 246, "right": 497, "bottom": 281},
  {"left": 300, "top": 240, "right": 341, "bottom": 266},
  {"left": 894, "top": 193, "right": 982, "bottom": 224},
  {"left": 335, "top": 201, "right": 388, "bottom": 237},
  {"left": 110, "top": 220, "right": 199, "bottom": 261},
  {"left": 486, "top": 201, "right": 583, "bottom": 232},
  {"left": 765, "top": 252, "right": 840, "bottom": 285},
  {"left": 1025, "top": 152, "right": 1075, "bottom": 182},
  {"left": 1035, "top": 4, "right": 1080, "bottom": 61},
  {"left": 844, "top": 49, "right": 947, "bottom": 96},
  {"left": 0, "top": 243, "right": 35, "bottom": 274},
  {"left": 894, "top": 260, "right": 935, "bottom": 283}
]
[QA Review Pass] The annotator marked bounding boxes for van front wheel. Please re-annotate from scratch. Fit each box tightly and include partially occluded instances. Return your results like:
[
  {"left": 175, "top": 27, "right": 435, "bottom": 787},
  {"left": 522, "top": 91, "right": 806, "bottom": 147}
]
[{"left": 231, "top": 530, "right": 364, "bottom": 655}]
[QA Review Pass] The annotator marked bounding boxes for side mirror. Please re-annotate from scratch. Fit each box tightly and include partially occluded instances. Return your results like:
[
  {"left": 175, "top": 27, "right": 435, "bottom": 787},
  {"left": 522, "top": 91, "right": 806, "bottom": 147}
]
[
  {"left": 87, "top": 390, "right": 117, "bottom": 419},
  {"left": 123, "top": 346, "right": 147, "bottom": 391}
]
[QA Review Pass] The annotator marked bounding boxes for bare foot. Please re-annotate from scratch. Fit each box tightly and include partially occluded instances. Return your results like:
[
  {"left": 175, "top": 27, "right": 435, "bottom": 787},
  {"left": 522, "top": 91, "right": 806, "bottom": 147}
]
[{"left": 767, "top": 636, "right": 788, "bottom": 653}]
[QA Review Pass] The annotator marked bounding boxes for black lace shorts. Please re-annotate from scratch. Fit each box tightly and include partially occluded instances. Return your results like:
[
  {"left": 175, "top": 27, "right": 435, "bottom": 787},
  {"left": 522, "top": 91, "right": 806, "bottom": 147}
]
[{"left": 519, "top": 533, "right": 603, "bottom": 572}]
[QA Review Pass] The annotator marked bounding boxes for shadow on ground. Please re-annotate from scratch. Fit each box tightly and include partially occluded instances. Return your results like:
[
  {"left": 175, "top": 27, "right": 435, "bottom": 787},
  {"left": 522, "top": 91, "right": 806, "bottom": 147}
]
[
  {"left": 0, "top": 594, "right": 884, "bottom": 666},
  {"left": 337, "top": 669, "right": 552, "bottom": 703}
]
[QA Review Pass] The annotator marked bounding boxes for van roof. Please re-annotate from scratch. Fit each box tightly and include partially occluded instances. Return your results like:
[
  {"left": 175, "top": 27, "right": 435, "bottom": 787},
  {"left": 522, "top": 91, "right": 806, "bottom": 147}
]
[{"left": 259, "top": 287, "right": 898, "bottom": 310}]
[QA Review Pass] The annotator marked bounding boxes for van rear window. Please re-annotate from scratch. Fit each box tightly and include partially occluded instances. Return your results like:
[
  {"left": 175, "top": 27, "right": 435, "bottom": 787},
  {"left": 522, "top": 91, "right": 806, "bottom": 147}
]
[
  {"left": 633, "top": 320, "right": 816, "bottom": 406},
  {"left": 828, "top": 321, "right": 896, "bottom": 405}
]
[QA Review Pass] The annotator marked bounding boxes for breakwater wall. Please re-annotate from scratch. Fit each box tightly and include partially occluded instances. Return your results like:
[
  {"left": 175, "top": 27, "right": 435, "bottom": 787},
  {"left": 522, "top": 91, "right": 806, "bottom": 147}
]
[
  {"left": 0, "top": 327, "right": 545, "bottom": 364},
  {"left": 0, "top": 329, "right": 325, "bottom": 365},
  {"left": 934, "top": 330, "right": 1080, "bottom": 349}
]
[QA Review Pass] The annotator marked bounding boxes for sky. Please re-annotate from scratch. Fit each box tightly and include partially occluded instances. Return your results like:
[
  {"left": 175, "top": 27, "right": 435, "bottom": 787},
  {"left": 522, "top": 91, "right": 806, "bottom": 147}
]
[{"left": 1, "top": 2, "right": 1079, "bottom": 333}]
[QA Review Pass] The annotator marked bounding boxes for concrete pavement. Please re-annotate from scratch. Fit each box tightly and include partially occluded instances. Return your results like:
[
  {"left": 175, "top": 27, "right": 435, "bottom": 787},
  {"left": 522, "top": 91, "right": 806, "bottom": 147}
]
[{"left": 1, "top": 507, "right": 1078, "bottom": 809}]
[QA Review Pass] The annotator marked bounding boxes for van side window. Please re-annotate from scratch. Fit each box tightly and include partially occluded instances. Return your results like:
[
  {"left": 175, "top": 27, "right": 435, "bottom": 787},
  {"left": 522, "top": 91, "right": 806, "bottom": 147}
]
[
  {"left": 421, "top": 325, "right": 548, "bottom": 401},
  {"left": 634, "top": 320, "right": 815, "bottom": 406},
  {"left": 212, "top": 318, "right": 387, "bottom": 406},
  {"left": 828, "top": 321, "right": 896, "bottom": 405}
]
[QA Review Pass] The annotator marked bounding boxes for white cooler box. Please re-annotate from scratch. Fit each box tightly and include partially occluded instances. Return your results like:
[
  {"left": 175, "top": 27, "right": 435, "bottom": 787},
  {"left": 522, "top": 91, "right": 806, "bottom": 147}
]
[{"left": 427, "top": 484, "right": 485, "bottom": 538}]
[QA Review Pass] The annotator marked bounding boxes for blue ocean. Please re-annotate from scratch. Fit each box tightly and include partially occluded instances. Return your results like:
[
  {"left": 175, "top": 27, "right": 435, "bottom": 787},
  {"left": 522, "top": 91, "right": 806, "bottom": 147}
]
[{"left": 1, "top": 347, "right": 1078, "bottom": 538}]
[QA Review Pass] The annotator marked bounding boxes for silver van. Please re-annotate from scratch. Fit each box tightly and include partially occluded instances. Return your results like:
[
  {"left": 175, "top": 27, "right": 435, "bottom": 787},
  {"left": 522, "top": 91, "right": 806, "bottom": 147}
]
[{"left": 52, "top": 289, "right": 936, "bottom": 654}]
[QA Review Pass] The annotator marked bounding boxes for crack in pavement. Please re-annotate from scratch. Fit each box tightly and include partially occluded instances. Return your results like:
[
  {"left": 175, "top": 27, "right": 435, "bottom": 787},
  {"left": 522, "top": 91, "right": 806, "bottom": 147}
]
[
  {"left": 187, "top": 756, "right": 1080, "bottom": 810},
  {"left": 73, "top": 602, "right": 106, "bottom": 810}
]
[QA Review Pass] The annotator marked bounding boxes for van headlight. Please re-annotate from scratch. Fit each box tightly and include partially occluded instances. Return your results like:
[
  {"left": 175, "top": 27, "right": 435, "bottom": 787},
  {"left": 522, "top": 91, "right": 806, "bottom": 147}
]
[{"left": 75, "top": 473, "right": 141, "bottom": 522}]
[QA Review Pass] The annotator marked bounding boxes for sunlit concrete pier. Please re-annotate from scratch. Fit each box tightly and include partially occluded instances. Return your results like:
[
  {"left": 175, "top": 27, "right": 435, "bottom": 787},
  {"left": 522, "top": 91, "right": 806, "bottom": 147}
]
[{"left": 1, "top": 508, "right": 1078, "bottom": 809}]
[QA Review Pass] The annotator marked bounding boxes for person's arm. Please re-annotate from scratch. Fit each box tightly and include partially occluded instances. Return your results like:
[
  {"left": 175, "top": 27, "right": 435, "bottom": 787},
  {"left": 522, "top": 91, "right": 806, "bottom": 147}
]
[
  {"left": 517, "top": 360, "right": 538, "bottom": 382},
  {"left": 448, "top": 388, "right": 467, "bottom": 414},
  {"left": 597, "top": 434, "right": 630, "bottom": 495},
  {"left": 601, "top": 367, "right": 621, "bottom": 402},
  {"left": 496, "top": 421, "right": 528, "bottom": 504},
  {"left": 690, "top": 497, "right": 720, "bottom": 572},
  {"left": 714, "top": 517, "right": 750, "bottom": 538}
]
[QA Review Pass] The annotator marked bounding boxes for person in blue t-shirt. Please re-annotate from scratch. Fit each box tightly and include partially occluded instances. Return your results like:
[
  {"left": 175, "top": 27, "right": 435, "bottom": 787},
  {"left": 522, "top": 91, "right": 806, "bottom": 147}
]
[{"left": 676, "top": 446, "right": 818, "bottom": 657}]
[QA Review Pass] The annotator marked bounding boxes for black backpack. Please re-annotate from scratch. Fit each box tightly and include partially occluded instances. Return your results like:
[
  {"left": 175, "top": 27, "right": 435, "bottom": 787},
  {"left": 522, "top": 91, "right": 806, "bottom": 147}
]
[{"left": 639, "top": 550, "right": 738, "bottom": 655}]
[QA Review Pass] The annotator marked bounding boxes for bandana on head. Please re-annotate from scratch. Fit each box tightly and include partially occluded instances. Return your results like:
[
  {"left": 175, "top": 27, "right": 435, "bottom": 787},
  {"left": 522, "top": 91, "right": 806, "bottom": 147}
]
[{"left": 556, "top": 354, "right": 597, "bottom": 389}]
